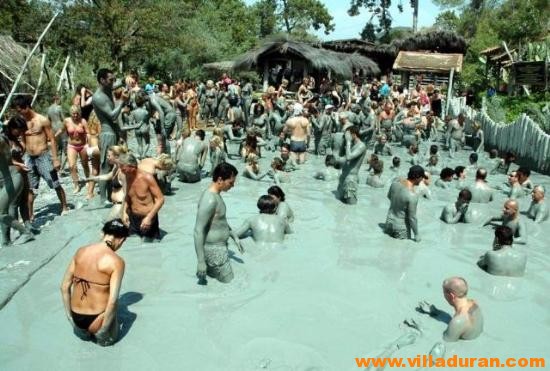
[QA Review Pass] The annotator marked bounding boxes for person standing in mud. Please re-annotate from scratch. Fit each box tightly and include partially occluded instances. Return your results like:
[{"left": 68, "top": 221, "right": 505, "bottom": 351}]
[
  {"left": 336, "top": 126, "right": 367, "bottom": 205},
  {"left": 92, "top": 68, "right": 129, "bottom": 203}
]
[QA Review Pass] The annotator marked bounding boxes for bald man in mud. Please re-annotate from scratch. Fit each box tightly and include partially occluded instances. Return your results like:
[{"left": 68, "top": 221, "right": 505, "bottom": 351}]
[
  {"left": 385, "top": 165, "right": 424, "bottom": 242},
  {"left": 418, "top": 277, "right": 483, "bottom": 342},
  {"left": 466, "top": 168, "right": 494, "bottom": 203},
  {"left": 483, "top": 199, "right": 527, "bottom": 244},
  {"left": 283, "top": 103, "right": 310, "bottom": 164},
  {"left": 119, "top": 154, "right": 164, "bottom": 242}
]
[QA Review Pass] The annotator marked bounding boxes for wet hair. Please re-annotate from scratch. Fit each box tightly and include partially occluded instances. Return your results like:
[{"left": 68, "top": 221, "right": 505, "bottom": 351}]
[
  {"left": 372, "top": 159, "right": 384, "bottom": 174},
  {"left": 440, "top": 167, "right": 455, "bottom": 180},
  {"left": 429, "top": 155, "right": 439, "bottom": 166},
  {"left": 12, "top": 94, "right": 32, "bottom": 109},
  {"left": 102, "top": 219, "right": 129, "bottom": 238},
  {"left": 516, "top": 167, "right": 530, "bottom": 178},
  {"left": 392, "top": 156, "right": 401, "bottom": 167},
  {"left": 229, "top": 96, "right": 239, "bottom": 107},
  {"left": 489, "top": 149, "right": 498, "bottom": 159},
  {"left": 267, "top": 185, "right": 285, "bottom": 202},
  {"left": 476, "top": 168, "right": 487, "bottom": 180},
  {"left": 155, "top": 153, "right": 174, "bottom": 171},
  {"left": 253, "top": 103, "right": 265, "bottom": 116},
  {"left": 325, "top": 154, "right": 340, "bottom": 169},
  {"left": 135, "top": 92, "right": 147, "bottom": 107},
  {"left": 257, "top": 195, "right": 278, "bottom": 214},
  {"left": 118, "top": 153, "right": 138, "bottom": 167},
  {"left": 443, "top": 277, "right": 468, "bottom": 298},
  {"left": 212, "top": 162, "right": 238, "bottom": 182},
  {"left": 96, "top": 68, "right": 113, "bottom": 83},
  {"left": 469, "top": 152, "right": 478, "bottom": 163},
  {"left": 407, "top": 165, "right": 425, "bottom": 180},
  {"left": 429, "top": 144, "right": 438, "bottom": 155},
  {"left": 195, "top": 129, "right": 205, "bottom": 141},
  {"left": 6, "top": 115, "right": 28, "bottom": 140},
  {"left": 458, "top": 189, "right": 472, "bottom": 202},
  {"left": 495, "top": 225, "right": 514, "bottom": 246},
  {"left": 271, "top": 157, "right": 284, "bottom": 171},
  {"left": 455, "top": 166, "right": 465, "bottom": 177}
]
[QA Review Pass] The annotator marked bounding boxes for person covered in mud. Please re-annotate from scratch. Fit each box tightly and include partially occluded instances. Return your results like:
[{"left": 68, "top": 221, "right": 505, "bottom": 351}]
[
  {"left": 385, "top": 165, "right": 424, "bottom": 241},
  {"left": 175, "top": 129, "right": 208, "bottom": 183},
  {"left": 336, "top": 126, "right": 367, "bottom": 205},
  {"left": 313, "top": 154, "right": 340, "bottom": 181},
  {"left": 374, "top": 134, "right": 393, "bottom": 156},
  {"left": 483, "top": 199, "right": 527, "bottom": 244},
  {"left": 267, "top": 185, "right": 294, "bottom": 224},
  {"left": 477, "top": 226, "right": 526, "bottom": 277},
  {"left": 526, "top": 185, "right": 549, "bottom": 223},
  {"left": 235, "top": 195, "right": 291, "bottom": 244},
  {"left": 466, "top": 168, "right": 494, "bottom": 203},
  {"left": 434, "top": 168, "right": 455, "bottom": 189},
  {"left": 60, "top": 219, "right": 129, "bottom": 346},
  {"left": 366, "top": 158, "right": 385, "bottom": 188},
  {"left": 418, "top": 277, "right": 483, "bottom": 342},
  {"left": 194, "top": 163, "right": 243, "bottom": 283},
  {"left": 441, "top": 189, "right": 473, "bottom": 224}
]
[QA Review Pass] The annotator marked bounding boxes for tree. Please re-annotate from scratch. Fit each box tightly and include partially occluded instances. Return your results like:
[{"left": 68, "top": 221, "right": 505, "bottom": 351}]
[
  {"left": 348, "top": 0, "right": 394, "bottom": 39},
  {"left": 433, "top": 10, "right": 459, "bottom": 32}
]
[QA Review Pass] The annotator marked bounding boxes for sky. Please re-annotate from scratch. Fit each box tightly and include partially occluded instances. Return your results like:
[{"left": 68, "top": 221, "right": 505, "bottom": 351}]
[{"left": 244, "top": 0, "right": 444, "bottom": 40}]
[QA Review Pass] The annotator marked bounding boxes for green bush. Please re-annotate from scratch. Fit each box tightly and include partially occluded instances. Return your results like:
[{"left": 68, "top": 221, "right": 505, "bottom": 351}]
[{"left": 485, "top": 92, "right": 550, "bottom": 134}]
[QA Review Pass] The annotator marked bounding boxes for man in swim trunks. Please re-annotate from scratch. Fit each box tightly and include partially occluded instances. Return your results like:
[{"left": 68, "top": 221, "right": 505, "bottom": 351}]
[
  {"left": 194, "top": 162, "right": 243, "bottom": 283},
  {"left": 418, "top": 277, "right": 483, "bottom": 342},
  {"left": 60, "top": 219, "right": 128, "bottom": 346},
  {"left": 385, "top": 165, "right": 424, "bottom": 241},
  {"left": 283, "top": 103, "right": 310, "bottom": 164},
  {"left": 119, "top": 154, "right": 164, "bottom": 242},
  {"left": 12, "top": 95, "right": 69, "bottom": 219}
]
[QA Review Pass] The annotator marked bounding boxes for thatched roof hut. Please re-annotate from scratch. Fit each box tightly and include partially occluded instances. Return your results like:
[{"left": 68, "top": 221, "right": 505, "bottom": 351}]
[
  {"left": 393, "top": 51, "right": 463, "bottom": 74},
  {"left": 0, "top": 35, "right": 39, "bottom": 96},
  {"left": 232, "top": 40, "right": 379, "bottom": 90}
]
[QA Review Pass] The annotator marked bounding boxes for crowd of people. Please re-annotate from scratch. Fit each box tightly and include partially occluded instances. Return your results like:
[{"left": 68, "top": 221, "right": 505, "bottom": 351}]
[{"left": 1, "top": 68, "right": 547, "bottom": 350}]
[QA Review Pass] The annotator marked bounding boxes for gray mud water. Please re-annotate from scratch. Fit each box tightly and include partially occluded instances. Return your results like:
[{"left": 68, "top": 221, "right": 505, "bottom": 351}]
[{"left": 1, "top": 136, "right": 549, "bottom": 370}]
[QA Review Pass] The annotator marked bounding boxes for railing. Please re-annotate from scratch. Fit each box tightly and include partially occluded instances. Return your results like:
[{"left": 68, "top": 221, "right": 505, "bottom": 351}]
[{"left": 448, "top": 97, "right": 550, "bottom": 174}]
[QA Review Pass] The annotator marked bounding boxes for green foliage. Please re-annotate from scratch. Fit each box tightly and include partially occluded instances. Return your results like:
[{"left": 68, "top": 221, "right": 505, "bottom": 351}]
[
  {"left": 433, "top": 10, "right": 459, "bottom": 32},
  {"left": 348, "top": 0, "right": 396, "bottom": 38},
  {"left": 485, "top": 93, "right": 550, "bottom": 133}
]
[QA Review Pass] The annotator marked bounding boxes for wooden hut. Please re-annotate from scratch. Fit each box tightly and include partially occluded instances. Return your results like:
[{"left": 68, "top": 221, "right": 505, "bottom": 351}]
[
  {"left": 393, "top": 51, "right": 463, "bottom": 90},
  {"left": 231, "top": 39, "right": 380, "bottom": 91}
]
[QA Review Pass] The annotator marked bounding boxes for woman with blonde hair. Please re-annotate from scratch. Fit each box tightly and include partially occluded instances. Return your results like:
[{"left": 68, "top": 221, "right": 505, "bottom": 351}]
[
  {"left": 138, "top": 153, "right": 175, "bottom": 194},
  {"left": 60, "top": 105, "right": 90, "bottom": 194},
  {"left": 209, "top": 135, "right": 226, "bottom": 174}
]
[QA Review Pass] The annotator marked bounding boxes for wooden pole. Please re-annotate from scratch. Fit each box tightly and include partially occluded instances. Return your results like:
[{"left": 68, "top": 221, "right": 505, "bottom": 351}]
[
  {"left": 32, "top": 53, "right": 47, "bottom": 106},
  {"left": 0, "top": 12, "right": 59, "bottom": 119},
  {"left": 263, "top": 62, "right": 269, "bottom": 92},
  {"left": 445, "top": 68, "right": 455, "bottom": 116},
  {"left": 57, "top": 55, "right": 71, "bottom": 93}
]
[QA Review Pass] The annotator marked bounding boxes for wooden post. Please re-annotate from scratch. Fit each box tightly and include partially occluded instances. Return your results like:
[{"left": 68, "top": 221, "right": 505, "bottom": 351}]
[
  {"left": 31, "top": 53, "right": 47, "bottom": 106},
  {"left": 445, "top": 68, "right": 455, "bottom": 117},
  {"left": 0, "top": 12, "right": 59, "bottom": 119},
  {"left": 57, "top": 55, "right": 71, "bottom": 93},
  {"left": 263, "top": 62, "right": 269, "bottom": 92}
]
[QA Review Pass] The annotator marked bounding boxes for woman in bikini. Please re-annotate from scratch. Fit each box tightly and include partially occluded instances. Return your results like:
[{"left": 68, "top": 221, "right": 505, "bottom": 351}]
[
  {"left": 60, "top": 219, "right": 128, "bottom": 346},
  {"left": 61, "top": 105, "right": 90, "bottom": 194},
  {"left": 86, "top": 111, "right": 101, "bottom": 199}
]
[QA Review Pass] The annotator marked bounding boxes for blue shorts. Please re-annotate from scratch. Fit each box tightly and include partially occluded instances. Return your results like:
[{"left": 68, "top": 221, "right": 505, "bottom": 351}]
[{"left": 290, "top": 140, "right": 307, "bottom": 153}]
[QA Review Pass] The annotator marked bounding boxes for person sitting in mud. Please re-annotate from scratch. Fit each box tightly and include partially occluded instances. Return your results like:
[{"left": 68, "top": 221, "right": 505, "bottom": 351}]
[
  {"left": 120, "top": 154, "right": 164, "bottom": 242},
  {"left": 454, "top": 166, "right": 467, "bottom": 190},
  {"left": 483, "top": 199, "right": 527, "bottom": 244},
  {"left": 414, "top": 171, "right": 432, "bottom": 200},
  {"left": 366, "top": 159, "right": 385, "bottom": 188},
  {"left": 467, "top": 152, "right": 479, "bottom": 173},
  {"left": 526, "top": 185, "right": 549, "bottom": 223},
  {"left": 466, "top": 168, "right": 494, "bottom": 203},
  {"left": 418, "top": 277, "right": 483, "bottom": 342},
  {"left": 313, "top": 154, "right": 340, "bottom": 181},
  {"left": 240, "top": 132, "right": 261, "bottom": 161},
  {"left": 268, "top": 185, "right": 294, "bottom": 223},
  {"left": 208, "top": 136, "right": 227, "bottom": 175},
  {"left": 175, "top": 129, "right": 208, "bottom": 183},
  {"left": 389, "top": 156, "right": 401, "bottom": 174},
  {"left": 425, "top": 155, "right": 441, "bottom": 176},
  {"left": 491, "top": 151, "right": 516, "bottom": 175},
  {"left": 406, "top": 144, "right": 421, "bottom": 165},
  {"left": 516, "top": 167, "right": 533, "bottom": 193},
  {"left": 385, "top": 165, "right": 424, "bottom": 241},
  {"left": 280, "top": 143, "right": 298, "bottom": 172},
  {"left": 138, "top": 153, "right": 175, "bottom": 195},
  {"left": 441, "top": 189, "right": 473, "bottom": 224},
  {"left": 434, "top": 168, "right": 455, "bottom": 189},
  {"left": 505, "top": 171, "right": 525, "bottom": 199},
  {"left": 60, "top": 219, "right": 129, "bottom": 346},
  {"left": 235, "top": 195, "right": 291, "bottom": 244},
  {"left": 477, "top": 225, "right": 526, "bottom": 277},
  {"left": 242, "top": 154, "right": 268, "bottom": 181},
  {"left": 194, "top": 162, "right": 243, "bottom": 284},
  {"left": 374, "top": 134, "right": 393, "bottom": 156}
]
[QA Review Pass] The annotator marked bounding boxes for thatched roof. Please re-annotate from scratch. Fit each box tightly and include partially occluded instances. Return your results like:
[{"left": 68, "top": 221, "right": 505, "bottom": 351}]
[
  {"left": 391, "top": 30, "right": 467, "bottom": 54},
  {"left": 233, "top": 40, "right": 380, "bottom": 77},
  {"left": 0, "top": 35, "right": 38, "bottom": 94},
  {"left": 393, "top": 51, "right": 463, "bottom": 74}
]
